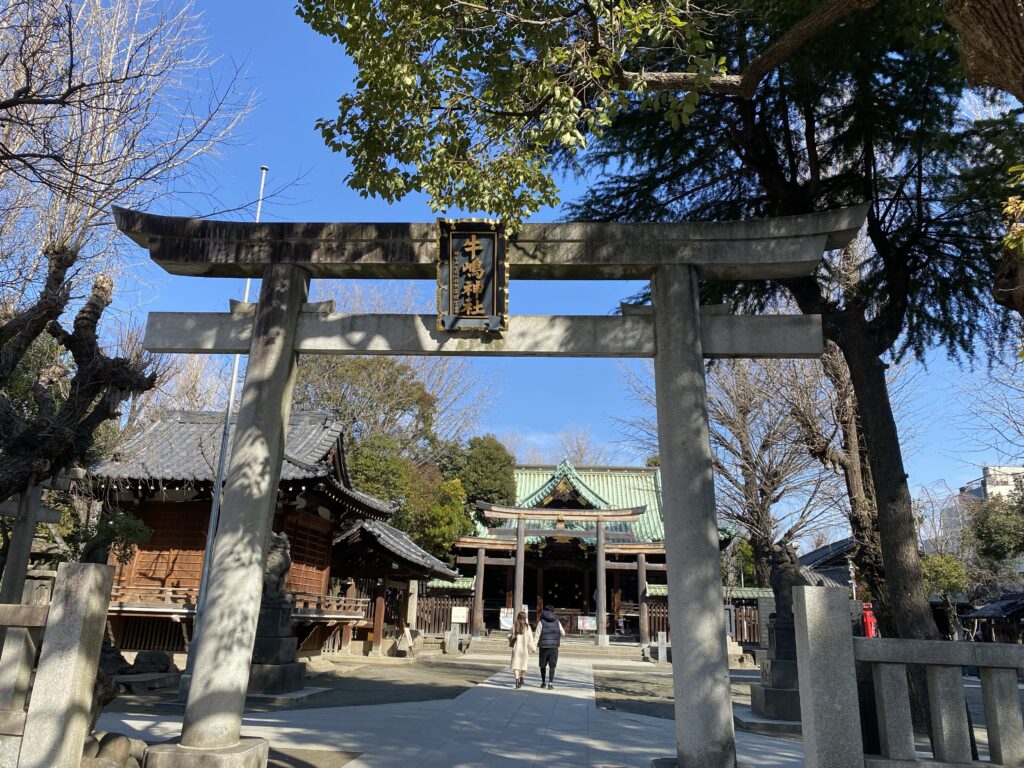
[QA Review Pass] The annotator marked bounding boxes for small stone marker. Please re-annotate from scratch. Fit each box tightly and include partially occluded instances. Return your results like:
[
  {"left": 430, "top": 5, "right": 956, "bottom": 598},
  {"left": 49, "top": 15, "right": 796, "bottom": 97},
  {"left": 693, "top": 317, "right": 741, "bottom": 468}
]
[{"left": 657, "top": 631, "right": 668, "bottom": 665}]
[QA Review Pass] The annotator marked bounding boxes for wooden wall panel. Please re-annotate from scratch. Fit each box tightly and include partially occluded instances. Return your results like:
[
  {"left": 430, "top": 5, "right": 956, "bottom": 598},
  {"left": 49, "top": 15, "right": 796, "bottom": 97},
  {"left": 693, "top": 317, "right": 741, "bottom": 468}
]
[
  {"left": 113, "top": 502, "right": 210, "bottom": 590},
  {"left": 112, "top": 501, "right": 335, "bottom": 597}
]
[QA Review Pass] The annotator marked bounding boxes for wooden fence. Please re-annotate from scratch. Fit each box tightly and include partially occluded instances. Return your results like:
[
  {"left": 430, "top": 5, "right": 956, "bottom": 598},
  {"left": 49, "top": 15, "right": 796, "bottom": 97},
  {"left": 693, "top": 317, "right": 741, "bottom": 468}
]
[
  {"left": 733, "top": 605, "right": 760, "bottom": 645},
  {"left": 645, "top": 600, "right": 760, "bottom": 646},
  {"left": 417, "top": 594, "right": 474, "bottom": 634}
]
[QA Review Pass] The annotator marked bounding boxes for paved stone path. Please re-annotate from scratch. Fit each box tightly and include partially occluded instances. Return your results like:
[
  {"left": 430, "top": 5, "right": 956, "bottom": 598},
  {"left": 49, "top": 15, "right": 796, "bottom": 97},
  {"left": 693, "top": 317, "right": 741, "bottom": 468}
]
[{"left": 99, "top": 657, "right": 807, "bottom": 767}]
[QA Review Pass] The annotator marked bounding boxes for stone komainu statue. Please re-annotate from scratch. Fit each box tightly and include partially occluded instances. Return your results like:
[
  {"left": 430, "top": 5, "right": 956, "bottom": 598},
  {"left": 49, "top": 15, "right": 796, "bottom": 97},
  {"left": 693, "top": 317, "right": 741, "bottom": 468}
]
[
  {"left": 263, "top": 531, "right": 292, "bottom": 602},
  {"left": 768, "top": 541, "right": 810, "bottom": 621}
]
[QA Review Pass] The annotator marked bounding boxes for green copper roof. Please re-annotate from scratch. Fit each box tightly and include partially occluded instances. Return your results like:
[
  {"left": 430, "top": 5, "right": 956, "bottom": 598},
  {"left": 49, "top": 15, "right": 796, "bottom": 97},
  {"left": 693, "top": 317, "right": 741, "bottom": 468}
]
[
  {"left": 513, "top": 462, "right": 665, "bottom": 543},
  {"left": 426, "top": 575, "right": 474, "bottom": 590}
]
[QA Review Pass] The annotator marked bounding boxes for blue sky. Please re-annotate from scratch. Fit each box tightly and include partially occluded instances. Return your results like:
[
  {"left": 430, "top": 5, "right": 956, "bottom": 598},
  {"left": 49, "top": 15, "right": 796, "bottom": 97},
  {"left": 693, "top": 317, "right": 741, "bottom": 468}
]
[{"left": 113, "top": 0, "right": 1015, "bottom": 498}]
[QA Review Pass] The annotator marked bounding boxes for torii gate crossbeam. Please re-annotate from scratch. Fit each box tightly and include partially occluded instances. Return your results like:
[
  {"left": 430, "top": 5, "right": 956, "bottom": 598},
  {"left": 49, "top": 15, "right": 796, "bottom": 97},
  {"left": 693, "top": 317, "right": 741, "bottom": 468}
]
[{"left": 120, "top": 204, "right": 868, "bottom": 768}]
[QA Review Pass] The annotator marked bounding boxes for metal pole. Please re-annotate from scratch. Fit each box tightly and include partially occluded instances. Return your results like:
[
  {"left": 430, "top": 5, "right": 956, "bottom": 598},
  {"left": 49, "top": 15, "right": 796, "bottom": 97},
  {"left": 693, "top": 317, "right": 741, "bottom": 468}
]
[
  {"left": 596, "top": 519, "right": 607, "bottom": 647},
  {"left": 183, "top": 166, "right": 268, "bottom": 689}
]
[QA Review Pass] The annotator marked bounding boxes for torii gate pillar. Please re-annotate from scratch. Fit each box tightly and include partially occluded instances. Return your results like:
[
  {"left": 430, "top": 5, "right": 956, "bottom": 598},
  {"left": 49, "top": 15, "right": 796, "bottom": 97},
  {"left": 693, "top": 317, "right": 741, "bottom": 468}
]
[
  {"left": 654, "top": 264, "right": 737, "bottom": 767},
  {"left": 148, "top": 263, "right": 309, "bottom": 765}
]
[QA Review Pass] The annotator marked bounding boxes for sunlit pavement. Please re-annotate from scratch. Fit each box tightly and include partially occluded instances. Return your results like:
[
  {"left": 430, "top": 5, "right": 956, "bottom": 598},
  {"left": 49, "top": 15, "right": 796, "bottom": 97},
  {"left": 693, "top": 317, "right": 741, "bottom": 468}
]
[{"left": 99, "top": 657, "right": 806, "bottom": 767}]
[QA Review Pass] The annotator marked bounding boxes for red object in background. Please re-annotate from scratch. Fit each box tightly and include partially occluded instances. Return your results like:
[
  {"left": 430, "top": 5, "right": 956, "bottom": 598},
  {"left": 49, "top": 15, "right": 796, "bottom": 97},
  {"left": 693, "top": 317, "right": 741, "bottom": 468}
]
[{"left": 862, "top": 604, "right": 878, "bottom": 638}]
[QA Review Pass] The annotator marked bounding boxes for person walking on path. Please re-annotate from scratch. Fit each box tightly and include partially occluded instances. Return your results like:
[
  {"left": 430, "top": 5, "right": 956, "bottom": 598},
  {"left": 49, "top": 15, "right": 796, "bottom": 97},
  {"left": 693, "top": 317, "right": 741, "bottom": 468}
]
[
  {"left": 509, "top": 610, "right": 536, "bottom": 689},
  {"left": 533, "top": 605, "right": 565, "bottom": 689}
]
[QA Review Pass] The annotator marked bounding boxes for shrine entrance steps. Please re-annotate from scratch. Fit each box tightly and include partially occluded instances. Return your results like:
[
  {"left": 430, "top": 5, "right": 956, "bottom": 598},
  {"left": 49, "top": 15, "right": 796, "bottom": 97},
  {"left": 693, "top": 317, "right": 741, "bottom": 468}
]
[{"left": 464, "top": 633, "right": 644, "bottom": 660}]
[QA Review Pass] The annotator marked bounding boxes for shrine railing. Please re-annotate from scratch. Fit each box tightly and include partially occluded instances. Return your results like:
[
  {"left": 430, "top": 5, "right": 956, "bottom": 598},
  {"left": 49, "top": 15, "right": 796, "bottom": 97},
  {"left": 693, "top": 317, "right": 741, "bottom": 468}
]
[
  {"left": 109, "top": 584, "right": 367, "bottom": 621},
  {"left": 794, "top": 586, "right": 1024, "bottom": 768},
  {"left": 288, "top": 592, "right": 368, "bottom": 619}
]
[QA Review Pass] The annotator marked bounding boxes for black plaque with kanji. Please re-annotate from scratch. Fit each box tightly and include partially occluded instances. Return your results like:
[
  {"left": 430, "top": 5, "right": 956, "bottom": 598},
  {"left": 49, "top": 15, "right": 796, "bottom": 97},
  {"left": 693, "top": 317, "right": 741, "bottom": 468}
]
[{"left": 436, "top": 219, "right": 508, "bottom": 332}]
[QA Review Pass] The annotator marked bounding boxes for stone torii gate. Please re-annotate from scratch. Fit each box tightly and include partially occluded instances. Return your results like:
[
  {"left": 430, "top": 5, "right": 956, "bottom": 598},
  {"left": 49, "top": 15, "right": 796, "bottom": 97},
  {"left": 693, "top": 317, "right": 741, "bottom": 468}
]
[{"left": 115, "top": 204, "right": 866, "bottom": 768}]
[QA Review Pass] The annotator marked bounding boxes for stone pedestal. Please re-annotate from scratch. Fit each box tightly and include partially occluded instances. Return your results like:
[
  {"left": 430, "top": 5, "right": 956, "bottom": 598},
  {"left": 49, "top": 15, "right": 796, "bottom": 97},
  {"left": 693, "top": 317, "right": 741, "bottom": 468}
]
[
  {"left": 749, "top": 616, "right": 802, "bottom": 721},
  {"left": 144, "top": 737, "right": 269, "bottom": 768},
  {"left": 247, "top": 600, "right": 304, "bottom": 695}
]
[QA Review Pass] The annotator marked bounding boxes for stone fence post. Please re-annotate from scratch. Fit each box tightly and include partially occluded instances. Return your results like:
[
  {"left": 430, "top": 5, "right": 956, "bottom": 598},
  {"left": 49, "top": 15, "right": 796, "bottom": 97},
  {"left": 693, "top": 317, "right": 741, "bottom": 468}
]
[
  {"left": 793, "top": 586, "right": 864, "bottom": 768},
  {"left": 18, "top": 563, "right": 114, "bottom": 768}
]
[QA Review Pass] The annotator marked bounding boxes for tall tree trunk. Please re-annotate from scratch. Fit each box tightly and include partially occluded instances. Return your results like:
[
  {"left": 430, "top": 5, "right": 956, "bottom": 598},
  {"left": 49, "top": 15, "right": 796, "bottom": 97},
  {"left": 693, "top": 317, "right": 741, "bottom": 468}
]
[
  {"left": 837, "top": 329, "right": 940, "bottom": 641},
  {"left": 993, "top": 245, "right": 1024, "bottom": 316},
  {"left": 837, "top": 385, "right": 894, "bottom": 636},
  {"left": 751, "top": 536, "right": 773, "bottom": 588}
]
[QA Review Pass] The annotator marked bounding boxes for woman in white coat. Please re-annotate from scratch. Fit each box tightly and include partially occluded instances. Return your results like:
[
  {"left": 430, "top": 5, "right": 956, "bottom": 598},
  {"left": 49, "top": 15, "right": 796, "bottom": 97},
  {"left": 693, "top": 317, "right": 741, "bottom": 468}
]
[{"left": 508, "top": 610, "right": 536, "bottom": 688}]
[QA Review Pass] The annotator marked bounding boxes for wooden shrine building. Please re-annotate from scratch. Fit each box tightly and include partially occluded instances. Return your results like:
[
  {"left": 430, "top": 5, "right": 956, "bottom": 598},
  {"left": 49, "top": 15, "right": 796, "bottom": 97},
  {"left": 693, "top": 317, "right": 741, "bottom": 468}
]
[
  {"left": 92, "top": 410, "right": 455, "bottom": 655},
  {"left": 435, "top": 460, "right": 731, "bottom": 647}
]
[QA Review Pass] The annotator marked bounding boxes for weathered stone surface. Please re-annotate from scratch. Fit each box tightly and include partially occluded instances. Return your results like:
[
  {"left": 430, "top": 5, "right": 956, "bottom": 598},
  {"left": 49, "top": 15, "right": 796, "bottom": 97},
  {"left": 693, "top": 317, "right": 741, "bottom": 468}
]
[
  {"left": 131, "top": 650, "right": 176, "bottom": 674},
  {"left": 793, "top": 586, "right": 863, "bottom": 768},
  {"left": 19, "top": 563, "right": 114, "bottom": 768},
  {"left": 981, "top": 666, "right": 1024, "bottom": 766},
  {"left": 871, "top": 662, "right": 914, "bottom": 760},
  {"left": 143, "top": 737, "right": 270, "bottom": 768},
  {"left": 248, "top": 662, "right": 306, "bottom": 695},
  {"left": 254, "top": 604, "right": 292, "bottom": 639},
  {"left": 115, "top": 203, "right": 868, "bottom": 280},
  {"left": 145, "top": 311, "right": 824, "bottom": 360},
  {"left": 927, "top": 665, "right": 972, "bottom": 763},
  {"left": 96, "top": 732, "right": 132, "bottom": 764},
  {"left": 83, "top": 734, "right": 101, "bottom": 758},
  {"left": 749, "top": 685, "right": 802, "bottom": 721},
  {"left": 760, "top": 658, "right": 798, "bottom": 690},
  {"left": 179, "top": 264, "right": 308, "bottom": 750},
  {"left": 80, "top": 758, "right": 119, "bottom": 768},
  {"left": 653, "top": 265, "right": 736, "bottom": 768},
  {"left": 92, "top": 670, "right": 121, "bottom": 731},
  {"left": 100, "top": 641, "right": 133, "bottom": 676},
  {"left": 853, "top": 636, "right": 1024, "bottom": 668},
  {"left": 251, "top": 636, "right": 298, "bottom": 665}
]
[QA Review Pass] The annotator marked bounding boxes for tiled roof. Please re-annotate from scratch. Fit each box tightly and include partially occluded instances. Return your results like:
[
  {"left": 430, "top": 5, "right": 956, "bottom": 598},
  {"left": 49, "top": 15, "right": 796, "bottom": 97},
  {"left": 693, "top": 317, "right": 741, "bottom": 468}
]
[
  {"left": 91, "top": 410, "right": 397, "bottom": 519},
  {"left": 511, "top": 462, "right": 665, "bottom": 542},
  {"left": 799, "top": 537, "right": 856, "bottom": 569},
  {"left": 92, "top": 410, "right": 344, "bottom": 483},
  {"left": 336, "top": 519, "right": 458, "bottom": 581},
  {"left": 962, "top": 593, "right": 1024, "bottom": 620}
]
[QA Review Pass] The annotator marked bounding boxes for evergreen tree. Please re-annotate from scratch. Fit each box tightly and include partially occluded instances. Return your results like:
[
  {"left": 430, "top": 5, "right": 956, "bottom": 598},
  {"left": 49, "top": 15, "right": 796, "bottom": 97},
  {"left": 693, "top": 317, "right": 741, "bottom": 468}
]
[
  {"left": 460, "top": 435, "right": 518, "bottom": 521},
  {"left": 569, "top": 0, "right": 1023, "bottom": 640},
  {"left": 347, "top": 434, "right": 473, "bottom": 559}
]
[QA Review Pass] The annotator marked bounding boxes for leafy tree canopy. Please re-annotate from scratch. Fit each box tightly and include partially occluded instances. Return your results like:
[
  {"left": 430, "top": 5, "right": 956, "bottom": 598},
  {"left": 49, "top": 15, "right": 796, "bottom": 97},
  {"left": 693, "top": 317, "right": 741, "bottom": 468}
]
[
  {"left": 968, "top": 485, "right": 1024, "bottom": 564},
  {"left": 571, "top": 0, "right": 1023, "bottom": 360},
  {"left": 295, "top": 356, "right": 437, "bottom": 455},
  {"left": 921, "top": 552, "right": 968, "bottom": 602},
  {"left": 348, "top": 434, "right": 473, "bottom": 558},
  {"left": 460, "top": 434, "right": 517, "bottom": 520},
  {"left": 296, "top": 0, "right": 874, "bottom": 225}
]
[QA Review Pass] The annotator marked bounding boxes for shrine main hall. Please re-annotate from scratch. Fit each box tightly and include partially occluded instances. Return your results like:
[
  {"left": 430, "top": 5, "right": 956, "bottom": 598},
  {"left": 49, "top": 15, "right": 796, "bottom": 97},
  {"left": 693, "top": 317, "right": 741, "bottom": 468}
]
[{"left": 435, "top": 460, "right": 731, "bottom": 647}]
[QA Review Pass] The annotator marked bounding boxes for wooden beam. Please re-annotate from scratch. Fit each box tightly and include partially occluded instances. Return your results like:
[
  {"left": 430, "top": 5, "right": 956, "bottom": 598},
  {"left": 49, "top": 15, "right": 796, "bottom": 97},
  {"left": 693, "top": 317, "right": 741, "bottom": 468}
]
[
  {"left": 478, "top": 502, "right": 645, "bottom": 521},
  {"left": 605, "top": 543, "right": 667, "bottom": 555},
  {"left": 607, "top": 561, "right": 667, "bottom": 571},
  {"left": 487, "top": 528, "right": 636, "bottom": 541},
  {"left": 453, "top": 537, "right": 516, "bottom": 551},
  {"left": 142, "top": 311, "right": 824, "bottom": 360},
  {"left": 114, "top": 205, "right": 868, "bottom": 281},
  {"left": 456, "top": 556, "right": 515, "bottom": 566}
]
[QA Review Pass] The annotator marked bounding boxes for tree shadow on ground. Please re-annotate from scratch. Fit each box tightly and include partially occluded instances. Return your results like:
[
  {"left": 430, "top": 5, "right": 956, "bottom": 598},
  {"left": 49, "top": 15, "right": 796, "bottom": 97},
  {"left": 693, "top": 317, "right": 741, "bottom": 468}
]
[{"left": 269, "top": 746, "right": 358, "bottom": 768}]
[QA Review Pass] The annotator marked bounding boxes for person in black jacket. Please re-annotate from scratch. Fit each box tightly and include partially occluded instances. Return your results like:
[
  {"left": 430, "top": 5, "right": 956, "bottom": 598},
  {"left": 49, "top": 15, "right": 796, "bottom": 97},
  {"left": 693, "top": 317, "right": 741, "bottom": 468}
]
[{"left": 532, "top": 605, "right": 565, "bottom": 689}]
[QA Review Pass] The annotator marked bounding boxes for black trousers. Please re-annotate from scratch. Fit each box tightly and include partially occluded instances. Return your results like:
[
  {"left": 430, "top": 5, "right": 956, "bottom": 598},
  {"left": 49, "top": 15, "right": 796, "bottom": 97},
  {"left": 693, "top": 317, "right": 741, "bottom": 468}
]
[{"left": 539, "top": 647, "right": 559, "bottom": 680}]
